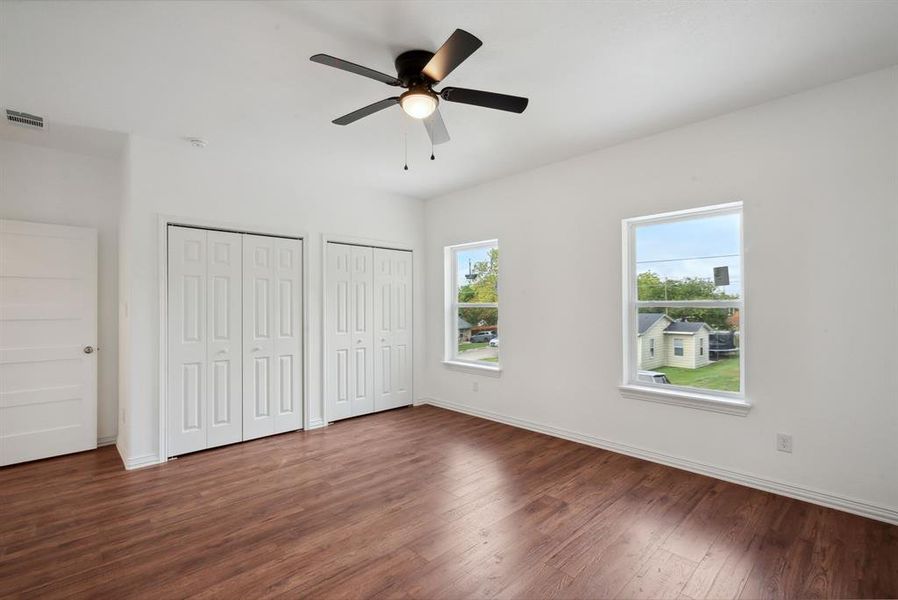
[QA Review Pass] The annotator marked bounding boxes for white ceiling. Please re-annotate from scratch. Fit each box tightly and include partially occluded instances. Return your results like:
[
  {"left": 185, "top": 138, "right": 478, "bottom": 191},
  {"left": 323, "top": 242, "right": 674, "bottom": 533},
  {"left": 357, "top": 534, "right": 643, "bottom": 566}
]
[{"left": 2, "top": 1, "right": 898, "bottom": 199}]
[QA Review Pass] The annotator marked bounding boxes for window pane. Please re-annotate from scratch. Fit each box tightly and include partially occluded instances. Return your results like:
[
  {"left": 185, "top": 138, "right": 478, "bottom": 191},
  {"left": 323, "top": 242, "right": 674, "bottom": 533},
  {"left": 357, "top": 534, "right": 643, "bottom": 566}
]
[
  {"left": 456, "top": 244, "right": 498, "bottom": 303},
  {"left": 636, "top": 213, "right": 741, "bottom": 300},
  {"left": 457, "top": 307, "right": 499, "bottom": 363},
  {"left": 636, "top": 307, "right": 740, "bottom": 393}
]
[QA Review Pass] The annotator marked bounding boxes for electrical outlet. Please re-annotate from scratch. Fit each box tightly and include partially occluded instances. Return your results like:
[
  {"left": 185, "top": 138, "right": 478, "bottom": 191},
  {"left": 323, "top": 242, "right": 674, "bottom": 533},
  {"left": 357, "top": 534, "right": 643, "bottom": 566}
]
[
  {"left": 472, "top": 381, "right": 479, "bottom": 392},
  {"left": 776, "top": 433, "right": 793, "bottom": 453}
]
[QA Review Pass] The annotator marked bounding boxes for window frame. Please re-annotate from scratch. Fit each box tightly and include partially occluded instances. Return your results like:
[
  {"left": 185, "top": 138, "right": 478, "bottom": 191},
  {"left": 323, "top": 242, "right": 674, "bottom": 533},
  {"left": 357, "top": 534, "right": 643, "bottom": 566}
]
[
  {"left": 443, "top": 239, "right": 501, "bottom": 375},
  {"left": 673, "top": 338, "right": 684, "bottom": 357},
  {"left": 620, "top": 202, "right": 749, "bottom": 416}
]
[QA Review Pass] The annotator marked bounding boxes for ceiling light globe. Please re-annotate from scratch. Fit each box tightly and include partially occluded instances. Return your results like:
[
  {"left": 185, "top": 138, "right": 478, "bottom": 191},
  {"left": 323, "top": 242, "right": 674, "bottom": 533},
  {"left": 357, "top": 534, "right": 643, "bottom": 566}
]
[{"left": 400, "top": 91, "right": 437, "bottom": 119}]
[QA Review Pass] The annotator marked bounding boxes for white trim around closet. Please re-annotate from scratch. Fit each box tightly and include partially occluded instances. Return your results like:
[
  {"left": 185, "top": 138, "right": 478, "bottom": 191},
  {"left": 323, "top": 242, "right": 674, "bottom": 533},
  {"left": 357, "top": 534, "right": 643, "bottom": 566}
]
[
  {"left": 320, "top": 233, "right": 415, "bottom": 426},
  {"left": 156, "top": 214, "right": 311, "bottom": 465}
]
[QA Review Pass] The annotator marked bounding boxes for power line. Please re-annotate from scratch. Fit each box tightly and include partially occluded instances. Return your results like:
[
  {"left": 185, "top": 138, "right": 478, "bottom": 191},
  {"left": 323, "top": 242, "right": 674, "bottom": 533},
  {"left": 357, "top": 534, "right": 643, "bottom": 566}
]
[
  {"left": 639, "top": 280, "right": 742, "bottom": 286},
  {"left": 636, "top": 253, "right": 740, "bottom": 264}
]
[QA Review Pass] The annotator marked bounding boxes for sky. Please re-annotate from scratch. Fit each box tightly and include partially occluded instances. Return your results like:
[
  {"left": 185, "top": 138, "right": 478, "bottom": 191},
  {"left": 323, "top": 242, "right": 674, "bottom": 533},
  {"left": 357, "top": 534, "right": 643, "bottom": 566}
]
[
  {"left": 635, "top": 212, "right": 742, "bottom": 297},
  {"left": 456, "top": 245, "right": 495, "bottom": 287}
]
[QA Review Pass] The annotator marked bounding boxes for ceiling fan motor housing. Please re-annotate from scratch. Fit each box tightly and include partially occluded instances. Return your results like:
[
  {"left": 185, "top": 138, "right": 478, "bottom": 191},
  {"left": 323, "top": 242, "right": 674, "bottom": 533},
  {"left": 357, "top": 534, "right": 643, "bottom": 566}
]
[{"left": 395, "top": 50, "right": 436, "bottom": 87}]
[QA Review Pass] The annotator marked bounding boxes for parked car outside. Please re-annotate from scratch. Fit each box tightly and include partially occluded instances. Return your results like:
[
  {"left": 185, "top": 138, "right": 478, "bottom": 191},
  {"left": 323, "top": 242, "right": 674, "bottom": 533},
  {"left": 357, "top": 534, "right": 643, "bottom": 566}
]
[
  {"left": 637, "top": 370, "right": 670, "bottom": 385},
  {"left": 470, "top": 331, "right": 496, "bottom": 343},
  {"left": 489, "top": 337, "right": 499, "bottom": 347}
]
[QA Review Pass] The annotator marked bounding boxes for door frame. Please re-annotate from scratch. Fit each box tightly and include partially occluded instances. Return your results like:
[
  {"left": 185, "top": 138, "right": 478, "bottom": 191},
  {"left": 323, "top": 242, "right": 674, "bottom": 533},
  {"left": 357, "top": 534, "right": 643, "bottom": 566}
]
[
  {"left": 157, "top": 214, "right": 310, "bottom": 461},
  {"left": 321, "top": 233, "right": 414, "bottom": 425}
]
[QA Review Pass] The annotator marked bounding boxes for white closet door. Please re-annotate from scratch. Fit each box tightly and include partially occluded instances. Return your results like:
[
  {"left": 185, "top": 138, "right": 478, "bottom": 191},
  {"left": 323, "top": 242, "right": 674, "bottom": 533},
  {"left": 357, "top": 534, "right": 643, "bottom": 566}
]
[
  {"left": 243, "top": 235, "right": 303, "bottom": 439},
  {"left": 0, "top": 219, "right": 98, "bottom": 466},
  {"left": 273, "top": 238, "right": 302, "bottom": 433},
  {"left": 326, "top": 243, "right": 374, "bottom": 421},
  {"left": 326, "top": 243, "right": 352, "bottom": 421},
  {"left": 373, "top": 249, "right": 413, "bottom": 412},
  {"left": 205, "top": 230, "right": 243, "bottom": 448},
  {"left": 243, "top": 234, "right": 277, "bottom": 440},
  {"left": 352, "top": 246, "right": 375, "bottom": 418},
  {"left": 168, "top": 226, "right": 208, "bottom": 456}
]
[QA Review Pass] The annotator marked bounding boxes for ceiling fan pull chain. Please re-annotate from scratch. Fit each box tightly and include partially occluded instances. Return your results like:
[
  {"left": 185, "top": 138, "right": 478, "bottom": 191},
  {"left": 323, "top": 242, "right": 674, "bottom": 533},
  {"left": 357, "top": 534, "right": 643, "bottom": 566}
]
[
  {"left": 403, "top": 132, "right": 409, "bottom": 171},
  {"left": 431, "top": 141, "right": 435, "bottom": 161}
]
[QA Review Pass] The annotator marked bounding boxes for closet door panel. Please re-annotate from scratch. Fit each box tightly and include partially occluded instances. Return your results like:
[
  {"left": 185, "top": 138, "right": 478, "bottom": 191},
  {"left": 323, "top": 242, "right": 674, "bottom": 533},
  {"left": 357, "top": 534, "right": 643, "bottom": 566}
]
[
  {"left": 168, "top": 227, "right": 208, "bottom": 456},
  {"left": 373, "top": 249, "right": 393, "bottom": 411},
  {"left": 391, "top": 250, "right": 413, "bottom": 407},
  {"left": 373, "top": 249, "right": 412, "bottom": 411},
  {"left": 205, "top": 230, "right": 243, "bottom": 448},
  {"left": 349, "top": 246, "right": 374, "bottom": 417},
  {"left": 242, "top": 235, "right": 277, "bottom": 440},
  {"left": 274, "top": 238, "right": 302, "bottom": 433},
  {"left": 326, "top": 243, "right": 375, "bottom": 422},
  {"left": 326, "top": 243, "right": 353, "bottom": 421}
]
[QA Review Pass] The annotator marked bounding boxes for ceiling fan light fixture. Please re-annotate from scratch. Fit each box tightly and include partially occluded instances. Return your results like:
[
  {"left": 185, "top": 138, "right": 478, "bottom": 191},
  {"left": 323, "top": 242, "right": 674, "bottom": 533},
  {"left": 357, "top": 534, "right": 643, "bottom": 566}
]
[{"left": 399, "top": 89, "right": 437, "bottom": 119}]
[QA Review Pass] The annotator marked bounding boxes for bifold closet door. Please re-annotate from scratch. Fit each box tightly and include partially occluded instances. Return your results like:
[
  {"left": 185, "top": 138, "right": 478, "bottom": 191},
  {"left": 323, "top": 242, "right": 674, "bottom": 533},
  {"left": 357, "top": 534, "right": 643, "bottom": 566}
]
[
  {"left": 167, "top": 227, "right": 242, "bottom": 456},
  {"left": 373, "top": 248, "right": 413, "bottom": 412},
  {"left": 326, "top": 243, "right": 374, "bottom": 421},
  {"left": 205, "top": 231, "right": 243, "bottom": 448},
  {"left": 242, "top": 235, "right": 303, "bottom": 440}
]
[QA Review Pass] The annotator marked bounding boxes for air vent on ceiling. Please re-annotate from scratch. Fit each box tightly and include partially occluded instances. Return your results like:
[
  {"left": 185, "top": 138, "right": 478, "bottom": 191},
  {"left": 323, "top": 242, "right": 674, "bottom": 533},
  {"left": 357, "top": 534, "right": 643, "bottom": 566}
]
[{"left": 5, "top": 109, "right": 45, "bottom": 130}]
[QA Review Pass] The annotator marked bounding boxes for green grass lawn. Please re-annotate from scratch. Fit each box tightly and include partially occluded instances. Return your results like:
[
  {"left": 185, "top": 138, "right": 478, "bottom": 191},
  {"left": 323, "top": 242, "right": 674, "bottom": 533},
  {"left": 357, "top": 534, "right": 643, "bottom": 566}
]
[
  {"left": 458, "top": 341, "right": 488, "bottom": 352},
  {"left": 657, "top": 357, "right": 740, "bottom": 392}
]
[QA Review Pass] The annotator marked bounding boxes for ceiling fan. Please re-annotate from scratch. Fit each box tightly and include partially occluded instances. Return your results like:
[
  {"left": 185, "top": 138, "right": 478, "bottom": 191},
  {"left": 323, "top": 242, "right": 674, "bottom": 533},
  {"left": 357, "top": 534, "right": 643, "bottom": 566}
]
[{"left": 310, "top": 29, "right": 528, "bottom": 146}]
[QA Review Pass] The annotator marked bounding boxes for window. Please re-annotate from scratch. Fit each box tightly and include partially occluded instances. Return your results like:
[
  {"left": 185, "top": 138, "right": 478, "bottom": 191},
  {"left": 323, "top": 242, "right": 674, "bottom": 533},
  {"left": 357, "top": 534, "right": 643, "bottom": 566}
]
[
  {"left": 622, "top": 202, "right": 746, "bottom": 414},
  {"left": 445, "top": 240, "right": 500, "bottom": 371}
]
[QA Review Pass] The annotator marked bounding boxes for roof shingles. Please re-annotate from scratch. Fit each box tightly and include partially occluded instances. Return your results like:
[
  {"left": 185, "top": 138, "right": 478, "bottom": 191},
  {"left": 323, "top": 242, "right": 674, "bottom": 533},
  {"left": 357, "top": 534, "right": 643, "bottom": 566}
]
[{"left": 638, "top": 313, "right": 710, "bottom": 335}]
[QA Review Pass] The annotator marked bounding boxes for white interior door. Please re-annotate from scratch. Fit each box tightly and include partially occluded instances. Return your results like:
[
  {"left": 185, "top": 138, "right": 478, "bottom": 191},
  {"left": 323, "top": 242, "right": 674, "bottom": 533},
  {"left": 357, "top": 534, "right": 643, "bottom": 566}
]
[
  {"left": 373, "top": 248, "right": 413, "bottom": 412},
  {"left": 326, "top": 243, "right": 352, "bottom": 421},
  {"left": 169, "top": 227, "right": 302, "bottom": 456},
  {"left": 326, "top": 243, "right": 374, "bottom": 421},
  {"left": 272, "top": 237, "right": 302, "bottom": 433},
  {"left": 167, "top": 226, "right": 209, "bottom": 456},
  {"left": 243, "top": 234, "right": 276, "bottom": 440},
  {"left": 243, "top": 235, "right": 303, "bottom": 439},
  {"left": 204, "top": 230, "right": 243, "bottom": 448},
  {"left": 0, "top": 219, "right": 98, "bottom": 466}
]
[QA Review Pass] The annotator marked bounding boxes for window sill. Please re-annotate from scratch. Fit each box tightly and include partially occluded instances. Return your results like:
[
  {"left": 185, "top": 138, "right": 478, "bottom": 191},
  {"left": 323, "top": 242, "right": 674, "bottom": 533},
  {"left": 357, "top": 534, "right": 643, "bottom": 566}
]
[
  {"left": 442, "top": 360, "right": 502, "bottom": 377},
  {"left": 619, "top": 384, "right": 751, "bottom": 416}
]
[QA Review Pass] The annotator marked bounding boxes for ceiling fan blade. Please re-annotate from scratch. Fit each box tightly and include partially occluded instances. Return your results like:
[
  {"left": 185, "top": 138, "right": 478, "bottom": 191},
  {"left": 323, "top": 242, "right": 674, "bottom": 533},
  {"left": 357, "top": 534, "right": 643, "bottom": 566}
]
[
  {"left": 440, "top": 87, "right": 529, "bottom": 113},
  {"left": 310, "top": 54, "right": 401, "bottom": 86},
  {"left": 423, "top": 108, "right": 450, "bottom": 145},
  {"left": 332, "top": 97, "right": 399, "bottom": 125},
  {"left": 421, "top": 29, "right": 483, "bottom": 82}
]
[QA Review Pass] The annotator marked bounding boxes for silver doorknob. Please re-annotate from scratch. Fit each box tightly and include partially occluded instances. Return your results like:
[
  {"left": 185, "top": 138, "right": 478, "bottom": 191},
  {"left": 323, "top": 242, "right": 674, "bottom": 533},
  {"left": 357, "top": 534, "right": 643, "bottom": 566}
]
[
  {"left": 356, "top": 339, "right": 363, "bottom": 344},
  {"left": 83, "top": 346, "right": 96, "bottom": 354}
]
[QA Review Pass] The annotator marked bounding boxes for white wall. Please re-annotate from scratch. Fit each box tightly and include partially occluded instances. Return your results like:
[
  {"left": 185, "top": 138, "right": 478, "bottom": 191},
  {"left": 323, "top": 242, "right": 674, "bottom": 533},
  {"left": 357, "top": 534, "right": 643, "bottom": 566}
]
[
  {"left": 0, "top": 138, "right": 122, "bottom": 443},
  {"left": 117, "top": 135, "right": 425, "bottom": 464},
  {"left": 422, "top": 68, "right": 898, "bottom": 518}
]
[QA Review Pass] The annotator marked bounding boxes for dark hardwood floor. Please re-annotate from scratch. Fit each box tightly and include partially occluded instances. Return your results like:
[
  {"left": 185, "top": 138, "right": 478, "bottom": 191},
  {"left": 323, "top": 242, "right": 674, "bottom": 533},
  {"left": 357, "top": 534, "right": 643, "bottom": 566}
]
[{"left": 1, "top": 405, "right": 896, "bottom": 599}]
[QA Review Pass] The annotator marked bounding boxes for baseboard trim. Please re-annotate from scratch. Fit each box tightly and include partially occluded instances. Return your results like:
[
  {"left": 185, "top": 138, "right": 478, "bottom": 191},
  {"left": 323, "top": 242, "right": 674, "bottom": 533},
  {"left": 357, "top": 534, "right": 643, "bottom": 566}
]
[
  {"left": 97, "top": 435, "right": 117, "bottom": 447},
  {"left": 122, "top": 452, "right": 163, "bottom": 471},
  {"left": 307, "top": 417, "right": 326, "bottom": 430},
  {"left": 416, "top": 397, "right": 898, "bottom": 525}
]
